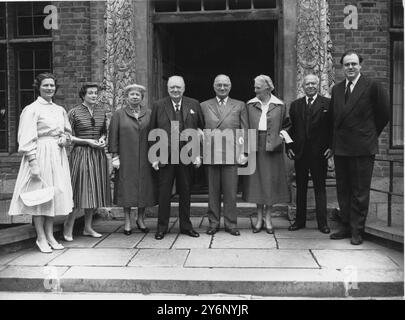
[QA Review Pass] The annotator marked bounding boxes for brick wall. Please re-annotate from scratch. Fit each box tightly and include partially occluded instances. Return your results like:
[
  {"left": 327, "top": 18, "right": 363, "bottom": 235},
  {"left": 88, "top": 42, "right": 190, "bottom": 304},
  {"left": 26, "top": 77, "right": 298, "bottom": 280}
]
[
  {"left": 329, "top": 0, "right": 403, "bottom": 177},
  {"left": 90, "top": 1, "right": 106, "bottom": 83},
  {"left": 52, "top": 1, "right": 93, "bottom": 111}
]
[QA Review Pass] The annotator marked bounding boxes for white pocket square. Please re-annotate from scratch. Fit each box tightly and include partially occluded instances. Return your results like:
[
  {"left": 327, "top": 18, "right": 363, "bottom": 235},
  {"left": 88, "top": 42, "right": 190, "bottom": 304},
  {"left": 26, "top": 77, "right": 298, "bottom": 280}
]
[{"left": 190, "top": 109, "right": 195, "bottom": 114}]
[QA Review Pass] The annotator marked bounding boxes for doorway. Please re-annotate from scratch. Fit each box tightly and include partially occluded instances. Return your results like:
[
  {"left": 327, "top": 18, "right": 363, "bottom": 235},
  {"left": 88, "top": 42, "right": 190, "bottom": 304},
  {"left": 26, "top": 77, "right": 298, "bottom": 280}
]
[{"left": 152, "top": 20, "right": 277, "bottom": 194}]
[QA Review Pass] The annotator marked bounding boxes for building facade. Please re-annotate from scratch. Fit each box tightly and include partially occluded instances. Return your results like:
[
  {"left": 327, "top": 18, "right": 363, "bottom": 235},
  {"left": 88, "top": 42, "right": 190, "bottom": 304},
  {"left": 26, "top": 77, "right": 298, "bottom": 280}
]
[{"left": 0, "top": 1, "right": 403, "bottom": 224}]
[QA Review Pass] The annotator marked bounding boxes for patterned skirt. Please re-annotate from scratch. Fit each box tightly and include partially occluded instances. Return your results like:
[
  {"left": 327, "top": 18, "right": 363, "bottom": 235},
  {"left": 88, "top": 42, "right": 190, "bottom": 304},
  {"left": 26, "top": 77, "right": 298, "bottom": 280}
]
[{"left": 70, "top": 145, "right": 111, "bottom": 208}]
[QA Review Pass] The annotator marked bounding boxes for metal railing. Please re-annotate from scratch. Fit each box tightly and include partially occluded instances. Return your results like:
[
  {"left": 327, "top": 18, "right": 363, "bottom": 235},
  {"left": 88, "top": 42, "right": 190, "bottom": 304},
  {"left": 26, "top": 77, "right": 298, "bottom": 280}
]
[{"left": 371, "top": 158, "right": 403, "bottom": 227}]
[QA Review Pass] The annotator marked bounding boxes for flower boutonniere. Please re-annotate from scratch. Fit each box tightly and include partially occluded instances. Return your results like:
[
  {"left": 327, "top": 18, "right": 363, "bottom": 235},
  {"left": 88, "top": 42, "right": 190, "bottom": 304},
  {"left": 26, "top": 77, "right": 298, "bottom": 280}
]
[{"left": 190, "top": 109, "right": 195, "bottom": 114}]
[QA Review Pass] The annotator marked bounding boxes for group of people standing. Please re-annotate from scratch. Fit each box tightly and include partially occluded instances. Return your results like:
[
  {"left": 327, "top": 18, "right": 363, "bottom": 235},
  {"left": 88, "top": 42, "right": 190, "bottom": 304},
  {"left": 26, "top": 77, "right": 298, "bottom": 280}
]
[{"left": 8, "top": 50, "right": 389, "bottom": 253}]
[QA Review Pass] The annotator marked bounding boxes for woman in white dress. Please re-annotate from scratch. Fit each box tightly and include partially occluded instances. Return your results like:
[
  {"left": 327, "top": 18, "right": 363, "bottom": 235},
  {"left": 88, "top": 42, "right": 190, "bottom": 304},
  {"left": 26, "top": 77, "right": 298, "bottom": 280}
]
[{"left": 8, "top": 73, "right": 73, "bottom": 253}]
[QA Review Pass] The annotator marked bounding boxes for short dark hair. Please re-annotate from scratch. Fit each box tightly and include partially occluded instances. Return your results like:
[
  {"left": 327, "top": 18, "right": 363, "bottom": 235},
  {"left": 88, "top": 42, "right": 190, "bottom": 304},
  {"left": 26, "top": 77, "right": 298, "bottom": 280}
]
[
  {"left": 79, "top": 83, "right": 100, "bottom": 101},
  {"left": 340, "top": 50, "right": 363, "bottom": 65},
  {"left": 33, "top": 72, "right": 58, "bottom": 94}
]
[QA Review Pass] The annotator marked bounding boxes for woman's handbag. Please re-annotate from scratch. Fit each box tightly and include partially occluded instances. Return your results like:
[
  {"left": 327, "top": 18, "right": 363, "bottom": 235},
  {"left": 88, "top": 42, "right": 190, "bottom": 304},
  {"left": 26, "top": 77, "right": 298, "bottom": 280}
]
[{"left": 20, "top": 176, "right": 54, "bottom": 207}]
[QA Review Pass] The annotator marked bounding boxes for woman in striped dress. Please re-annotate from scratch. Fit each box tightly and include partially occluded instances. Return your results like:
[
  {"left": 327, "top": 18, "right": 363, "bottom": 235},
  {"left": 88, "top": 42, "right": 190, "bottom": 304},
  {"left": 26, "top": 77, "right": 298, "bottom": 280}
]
[{"left": 63, "top": 83, "right": 111, "bottom": 241}]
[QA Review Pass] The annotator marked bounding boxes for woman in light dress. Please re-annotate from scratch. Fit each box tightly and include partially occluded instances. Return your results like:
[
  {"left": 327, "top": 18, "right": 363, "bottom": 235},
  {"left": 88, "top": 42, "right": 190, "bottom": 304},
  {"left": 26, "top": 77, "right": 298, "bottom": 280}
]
[{"left": 8, "top": 73, "right": 73, "bottom": 253}]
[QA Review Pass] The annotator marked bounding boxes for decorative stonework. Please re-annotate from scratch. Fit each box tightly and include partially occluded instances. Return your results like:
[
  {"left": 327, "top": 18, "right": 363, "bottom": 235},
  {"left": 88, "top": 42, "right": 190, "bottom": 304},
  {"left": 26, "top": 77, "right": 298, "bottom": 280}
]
[
  {"left": 296, "top": 0, "right": 335, "bottom": 98},
  {"left": 101, "top": 0, "right": 137, "bottom": 112}
]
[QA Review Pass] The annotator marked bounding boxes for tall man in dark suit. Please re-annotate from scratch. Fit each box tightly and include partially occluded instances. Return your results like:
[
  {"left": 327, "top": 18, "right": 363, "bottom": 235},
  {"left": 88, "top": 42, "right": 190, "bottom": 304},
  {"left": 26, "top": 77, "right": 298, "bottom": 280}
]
[
  {"left": 286, "top": 74, "right": 333, "bottom": 234},
  {"left": 200, "top": 74, "right": 248, "bottom": 236},
  {"left": 149, "top": 76, "right": 205, "bottom": 240},
  {"left": 329, "top": 51, "right": 389, "bottom": 245}
]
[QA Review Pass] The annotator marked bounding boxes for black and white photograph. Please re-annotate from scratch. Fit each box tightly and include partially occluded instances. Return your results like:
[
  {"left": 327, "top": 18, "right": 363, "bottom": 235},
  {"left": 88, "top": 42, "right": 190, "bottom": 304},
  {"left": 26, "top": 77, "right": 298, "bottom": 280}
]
[{"left": 0, "top": 0, "right": 403, "bottom": 305}]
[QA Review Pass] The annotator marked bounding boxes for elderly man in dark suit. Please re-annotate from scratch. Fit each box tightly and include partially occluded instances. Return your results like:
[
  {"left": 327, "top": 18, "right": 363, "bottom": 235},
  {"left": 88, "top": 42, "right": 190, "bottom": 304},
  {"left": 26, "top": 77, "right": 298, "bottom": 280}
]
[
  {"left": 286, "top": 74, "right": 333, "bottom": 234},
  {"left": 329, "top": 51, "right": 389, "bottom": 245},
  {"left": 201, "top": 74, "right": 248, "bottom": 236},
  {"left": 149, "top": 75, "right": 205, "bottom": 240}
]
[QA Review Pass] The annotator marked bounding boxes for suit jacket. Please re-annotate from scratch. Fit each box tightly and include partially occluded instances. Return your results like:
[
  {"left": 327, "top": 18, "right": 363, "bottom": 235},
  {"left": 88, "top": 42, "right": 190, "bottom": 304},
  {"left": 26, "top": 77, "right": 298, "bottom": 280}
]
[
  {"left": 200, "top": 97, "right": 248, "bottom": 165},
  {"left": 286, "top": 95, "right": 331, "bottom": 160},
  {"left": 329, "top": 75, "right": 390, "bottom": 156},
  {"left": 246, "top": 96, "right": 289, "bottom": 153},
  {"left": 149, "top": 96, "right": 205, "bottom": 163}
]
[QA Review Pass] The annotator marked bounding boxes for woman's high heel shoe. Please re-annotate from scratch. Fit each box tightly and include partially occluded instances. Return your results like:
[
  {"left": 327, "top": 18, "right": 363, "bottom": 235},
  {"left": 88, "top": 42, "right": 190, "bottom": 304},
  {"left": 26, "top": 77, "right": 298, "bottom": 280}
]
[
  {"left": 136, "top": 220, "right": 149, "bottom": 233},
  {"left": 63, "top": 234, "right": 73, "bottom": 242},
  {"left": 36, "top": 240, "right": 52, "bottom": 253},
  {"left": 251, "top": 219, "right": 263, "bottom": 233},
  {"left": 264, "top": 220, "right": 274, "bottom": 234},
  {"left": 48, "top": 241, "right": 65, "bottom": 250}
]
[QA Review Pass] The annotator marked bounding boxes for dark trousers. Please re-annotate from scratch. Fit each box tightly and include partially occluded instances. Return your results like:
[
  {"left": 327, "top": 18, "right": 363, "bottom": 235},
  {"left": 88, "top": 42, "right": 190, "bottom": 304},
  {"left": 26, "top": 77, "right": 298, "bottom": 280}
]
[
  {"left": 157, "top": 164, "right": 193, "bottom": 233},
  {"left": 294, "top": 148, "right": 328, "bottom": 228},
  {"left": 207, "top": 165, "right": 238, "bottom": 229},
  {"left": 334, "top": 155, "right": 375, "bottom": 235}
]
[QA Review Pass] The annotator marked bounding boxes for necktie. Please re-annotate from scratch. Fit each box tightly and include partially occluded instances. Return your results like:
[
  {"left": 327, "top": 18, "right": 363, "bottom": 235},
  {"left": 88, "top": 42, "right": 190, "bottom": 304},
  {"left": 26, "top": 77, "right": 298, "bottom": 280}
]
[
  {"left": 307, "top": 97, "right": 313, "bottom": 111},
  {"left": 219, "top": 99, "right": 225, "bottom": 106},
  {"left": 345, "top": 81, "right": 352, "bottom": 104},
  {"left": 174, "top": 104, "right": 183, "bottom": 132}
]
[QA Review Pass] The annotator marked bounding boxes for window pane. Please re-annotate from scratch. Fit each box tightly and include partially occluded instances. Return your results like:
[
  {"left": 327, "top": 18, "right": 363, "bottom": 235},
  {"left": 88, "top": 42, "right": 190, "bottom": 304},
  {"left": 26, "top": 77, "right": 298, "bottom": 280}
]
[
  {"left": 19, "top": 71, "right": 34, "bottom": 89},
  {"left": 179, "top": 0, "right": 201, "bottom": 11},
  {"left": 17, "top": 17, "right": 33, "bottom": 36},
  {"left": 17, "top": 2, "right": 33, "bottom": 16},
  {"left": 33, "top": 2, "right": 49, "bottom": 15},
  {"left": 0, "top": 3, "right": 5, "bottom": 39},
  {"left": 392, "top": 40, "right": 404, "bottom": 147},
  {"left": 34, "top": 16, "right": 50, "bottom": 36},
  {"left": 392, "top": 0, "right": 404, "bottom": 27},
  {"left": 20, "top": 90, "right": 35, "bottom": 109},
  {"left": 35, "top": 50, "right": 51, "bottom": 69},
  {"left": 254, "top": 0, "right": 277, "bottom": 9},
  {"left": 204, "top": 0, "right": 226, "bottom": 10},
  {"left": 229, "top": 0, "right": 251, "bottom": 10},
  {"left": 0, "top": 72, "right": 5, "bottom": 90},
  {"left": 0, "top": 46, "right": 5, "bottom": 70},
  {"left": 154, "top": 0, "right": 177, "bottom": 12},
  {"left": 19, "top": 50, "right": 34, "bottom": 70}
]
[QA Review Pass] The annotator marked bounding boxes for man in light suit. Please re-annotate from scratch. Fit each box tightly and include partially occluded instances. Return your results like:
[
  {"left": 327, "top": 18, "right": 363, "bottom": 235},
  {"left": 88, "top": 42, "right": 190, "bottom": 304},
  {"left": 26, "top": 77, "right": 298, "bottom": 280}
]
[
  {"left": 149, "top": 76, "right": 205, "bottom": 240},
  {"left": 286, "top": 74, "right": 333, "bottom": 234},
  {"left": 329, "top": 51, "right": 389, "bottom": 245},
  {"left": 201, "top": 74, "right": 248, "bottom": 236}
]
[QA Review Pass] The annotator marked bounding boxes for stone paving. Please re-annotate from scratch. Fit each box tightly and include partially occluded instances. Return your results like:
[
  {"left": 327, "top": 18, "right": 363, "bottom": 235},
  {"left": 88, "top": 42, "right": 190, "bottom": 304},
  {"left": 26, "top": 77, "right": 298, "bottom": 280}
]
[{"left": 0, "top": 216, "right": 403, "bottom": 298}]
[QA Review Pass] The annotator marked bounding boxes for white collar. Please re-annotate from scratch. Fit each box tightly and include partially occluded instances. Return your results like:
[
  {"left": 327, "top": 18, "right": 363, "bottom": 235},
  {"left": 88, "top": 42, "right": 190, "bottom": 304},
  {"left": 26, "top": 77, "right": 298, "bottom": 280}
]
[
  {"left": 171, "top": 99, "right": 182, "bottom": 109},
  {"left": 346, "top": 73, "right": 361, "bottom": 87},
  {"left": 37, "top": 96, "right": 53, "bottom": 105},
  {"left": 247, "top": 95, "right": 284, "bottom": 105},
  {"left": 216, "top": 96, "right": 228, "bottom": 104},
  {"left": 306, "top": 94, "right": 318, "bottom": 103}
]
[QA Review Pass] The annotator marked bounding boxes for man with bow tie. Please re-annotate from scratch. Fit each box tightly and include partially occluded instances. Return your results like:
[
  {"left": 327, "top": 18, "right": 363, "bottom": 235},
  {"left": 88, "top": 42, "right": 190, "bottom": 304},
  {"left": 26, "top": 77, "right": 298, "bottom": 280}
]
[
  {"left": 200, "top": 74, "right": 248, "bottom": 236},
  {"left": 286, "top": 74, "right": 333, "bottom": 234},
  {"left": 149, "top": 75, "right": 205, "bottom": 240},
  {"left": 328, "top": 51, "right": 389, "bottom": 245}
]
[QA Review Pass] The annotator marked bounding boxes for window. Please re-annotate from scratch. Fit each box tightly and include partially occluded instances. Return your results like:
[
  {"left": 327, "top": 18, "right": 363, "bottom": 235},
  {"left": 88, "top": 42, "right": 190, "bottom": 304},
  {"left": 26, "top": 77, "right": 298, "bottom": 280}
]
[
  {"left": 0, "top": 45, "right": 7, "bottom": 151},
  {"left": 390, "top": 0, "right": 404, "bottom": 148},
  {"left": 17, "top": 45, "right": 52, "bottom": 112},
  {"left": 154, "top": 0, "right": 277, "bottom": 12},
  {"left": 15, "top": 1, "right": 51, "bottom": 37},
  {"left": 0, "top": 2, "right": 53, "bottom": 153}
]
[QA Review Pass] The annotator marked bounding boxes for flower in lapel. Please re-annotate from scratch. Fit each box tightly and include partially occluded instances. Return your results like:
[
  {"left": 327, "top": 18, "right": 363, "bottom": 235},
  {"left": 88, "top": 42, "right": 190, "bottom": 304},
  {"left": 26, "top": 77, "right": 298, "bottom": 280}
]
[{"left": 190, "top": 109, "right": 195, "bottom": 115}]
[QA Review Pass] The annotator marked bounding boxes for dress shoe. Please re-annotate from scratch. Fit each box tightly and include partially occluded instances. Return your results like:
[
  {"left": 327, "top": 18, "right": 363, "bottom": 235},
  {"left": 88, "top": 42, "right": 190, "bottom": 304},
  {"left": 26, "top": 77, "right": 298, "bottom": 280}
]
[
  {"left": 136, "top": 221, "right": 149, "bottom": 233},
  {"left": 48, "top": 241, "right": 65, "bottom": 250},
  {"left": 206, "top": 227, "right": 219, "bottom": 235},
  {"left": 123, "top": 229, "right": 132, "bottom": 236},
  {"left": 155, "top": 231, "right": 165, "bottom": 240},
  {"left": 288, "top": 223, "right": 305, "bottom": 231},
  {"left": 350, "top": 234, "right": 363, "bottom": 245},
  {"left": 36, "top": 240, "right": 52, "bottom": 253},
  {"left": 330, "top": 229, "right": 351, "bottom": 240},
  {"left": 225, "top": 228, "right": 240, "bottom": 236},
  {"left": 180, "top": 229, "right": 200, "bottom": 238},
  {"left": 318, "top": 226, "right": 331, "bottom": 234}
]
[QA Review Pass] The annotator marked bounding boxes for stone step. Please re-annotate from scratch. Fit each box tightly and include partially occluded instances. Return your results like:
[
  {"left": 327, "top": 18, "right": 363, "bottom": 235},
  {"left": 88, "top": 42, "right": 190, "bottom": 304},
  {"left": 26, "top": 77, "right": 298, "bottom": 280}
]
[{"left": 365, "top": 219, "right": 404, "bottom": 244}]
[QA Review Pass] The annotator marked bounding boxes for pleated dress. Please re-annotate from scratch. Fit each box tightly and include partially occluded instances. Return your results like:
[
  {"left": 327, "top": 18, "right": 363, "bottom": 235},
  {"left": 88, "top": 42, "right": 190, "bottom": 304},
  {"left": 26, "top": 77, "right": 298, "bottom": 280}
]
[
  {"left": 68, "top": 104, "right": 111, "bottom": 208},
  {"left": 8, "top": 97, "right": 74, "bottom": 216}
]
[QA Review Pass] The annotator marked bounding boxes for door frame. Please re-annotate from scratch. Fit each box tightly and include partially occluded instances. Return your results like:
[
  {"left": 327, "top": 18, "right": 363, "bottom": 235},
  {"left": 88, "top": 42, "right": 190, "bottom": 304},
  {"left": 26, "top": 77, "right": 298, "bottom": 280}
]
[{"left": 147, "top": 1, "right": 294, "bottom": 103}]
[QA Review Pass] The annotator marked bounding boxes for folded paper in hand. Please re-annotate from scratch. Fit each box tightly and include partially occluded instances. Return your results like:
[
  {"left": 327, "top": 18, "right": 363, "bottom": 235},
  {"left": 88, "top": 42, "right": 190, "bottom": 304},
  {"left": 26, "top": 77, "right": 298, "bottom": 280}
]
[{"left": 279, "top": 130, "right": 293, "bottom": 144}]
